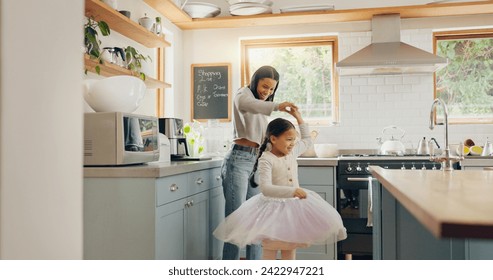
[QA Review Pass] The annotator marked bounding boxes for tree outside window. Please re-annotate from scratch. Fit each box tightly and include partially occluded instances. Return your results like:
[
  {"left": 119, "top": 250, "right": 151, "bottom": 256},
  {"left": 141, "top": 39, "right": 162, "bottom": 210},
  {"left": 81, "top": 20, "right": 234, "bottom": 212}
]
[
  {"left": 435, "top": 30, "right": 493, "bottom": 124},
  {"left": 241, "top": 37, "right": 339, "bottom": 125}
]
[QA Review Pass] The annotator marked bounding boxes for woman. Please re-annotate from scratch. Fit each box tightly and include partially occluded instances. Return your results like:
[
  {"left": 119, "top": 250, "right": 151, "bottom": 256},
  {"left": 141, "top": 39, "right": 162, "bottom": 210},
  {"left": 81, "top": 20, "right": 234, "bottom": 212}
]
[{"left": 221, "top": 65, "right": 297, "bottom": 260}]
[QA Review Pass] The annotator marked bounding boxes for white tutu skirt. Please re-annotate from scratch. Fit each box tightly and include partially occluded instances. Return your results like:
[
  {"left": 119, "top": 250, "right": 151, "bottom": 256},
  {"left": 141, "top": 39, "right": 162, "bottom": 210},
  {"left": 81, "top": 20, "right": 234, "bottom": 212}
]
[{"left": 213, "top": 189, "right": 347, "bottom": 248}]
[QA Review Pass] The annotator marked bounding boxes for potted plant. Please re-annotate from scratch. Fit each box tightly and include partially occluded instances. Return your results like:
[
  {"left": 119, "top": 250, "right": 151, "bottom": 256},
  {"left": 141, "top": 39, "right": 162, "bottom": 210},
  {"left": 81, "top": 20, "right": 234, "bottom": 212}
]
[
  {"left": 84, "top": 17, "right": 110, "bottom": 74},
  {"left": 124, "top": 46, "right": 152, "bottom": 80}
]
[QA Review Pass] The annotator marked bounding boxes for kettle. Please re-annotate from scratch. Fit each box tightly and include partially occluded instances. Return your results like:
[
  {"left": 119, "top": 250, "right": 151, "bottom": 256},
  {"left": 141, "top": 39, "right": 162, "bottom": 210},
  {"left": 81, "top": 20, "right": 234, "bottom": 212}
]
[
  {"left": 377, "top": 125, "right": 406, "bottom": 155},
  {"left": 416, "top": 137, "right": 440, "bottom": 155}
]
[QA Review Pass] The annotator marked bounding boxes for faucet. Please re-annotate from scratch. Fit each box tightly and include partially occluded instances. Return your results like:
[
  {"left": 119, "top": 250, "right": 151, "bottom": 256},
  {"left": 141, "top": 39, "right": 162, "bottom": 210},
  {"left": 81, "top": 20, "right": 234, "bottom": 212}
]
[{"left": 429, "top": 98, "right": 462, "bottom": 171}]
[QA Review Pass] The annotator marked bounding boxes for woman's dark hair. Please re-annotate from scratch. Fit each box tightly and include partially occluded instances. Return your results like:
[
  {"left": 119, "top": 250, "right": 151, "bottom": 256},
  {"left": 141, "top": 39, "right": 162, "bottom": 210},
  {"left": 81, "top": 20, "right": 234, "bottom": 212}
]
[
  {"left": 250, "top": 118, "right": 295, "bottom": 188},
  {"left": 248, "top": 65, "right": 280, "bottom": 102}
]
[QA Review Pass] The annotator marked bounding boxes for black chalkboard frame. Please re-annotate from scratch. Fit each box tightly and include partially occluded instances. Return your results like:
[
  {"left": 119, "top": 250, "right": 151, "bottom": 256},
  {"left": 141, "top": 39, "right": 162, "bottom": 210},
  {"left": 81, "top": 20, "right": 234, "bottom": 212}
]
[{"left": 191, "top": 63, "right": 232, "bottom": 122}]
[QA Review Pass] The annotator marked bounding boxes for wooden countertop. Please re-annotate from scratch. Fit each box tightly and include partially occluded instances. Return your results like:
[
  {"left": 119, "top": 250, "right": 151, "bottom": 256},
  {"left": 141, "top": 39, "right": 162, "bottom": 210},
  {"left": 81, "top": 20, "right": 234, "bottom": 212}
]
[{"left": 370, "top": 166, "right": 493, "bottom": 239}]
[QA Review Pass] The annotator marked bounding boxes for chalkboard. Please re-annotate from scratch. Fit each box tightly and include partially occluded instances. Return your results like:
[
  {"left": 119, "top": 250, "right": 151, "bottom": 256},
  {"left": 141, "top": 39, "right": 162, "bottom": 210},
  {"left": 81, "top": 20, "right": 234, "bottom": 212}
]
[{"left": 191, "top": 63, "right": 231, "bottom": 122}]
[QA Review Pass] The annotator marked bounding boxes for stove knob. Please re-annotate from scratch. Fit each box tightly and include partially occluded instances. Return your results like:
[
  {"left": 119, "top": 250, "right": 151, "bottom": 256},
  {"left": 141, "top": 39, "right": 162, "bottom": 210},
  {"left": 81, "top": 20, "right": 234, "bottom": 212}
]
[
  {"left": 432, "top": 164, "right": 437, "bottom": 170},
  {"left": 421, "top": 164, "right": 427, "bottom": 170},
  {"left": 346, "top": 166, "right": 353, "bottom": 172},
  {"left": 365, "top": 165, "right": 370, "bottom": 172},
  {"left": 411, "top": 163, "right": 416, "bottom": 170},
  {"left": 401, "top": 164, "right": 406, "bottom": 170},
  {"left": 356, "top": 165, "right": 362, "bottom": 172}
]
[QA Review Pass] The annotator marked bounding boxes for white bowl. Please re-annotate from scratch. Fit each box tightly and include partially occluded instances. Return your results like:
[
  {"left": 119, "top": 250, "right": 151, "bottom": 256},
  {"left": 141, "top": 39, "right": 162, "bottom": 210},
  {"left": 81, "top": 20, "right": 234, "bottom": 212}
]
[
  {"left": 314, "top": 144, "right": 338, "bottom": 158},
  {"left": 183, "top": 2, "right": 221, "bottom": 18},
  {"left": 84, "top": 76, "right": 147, "bottom": 113}
]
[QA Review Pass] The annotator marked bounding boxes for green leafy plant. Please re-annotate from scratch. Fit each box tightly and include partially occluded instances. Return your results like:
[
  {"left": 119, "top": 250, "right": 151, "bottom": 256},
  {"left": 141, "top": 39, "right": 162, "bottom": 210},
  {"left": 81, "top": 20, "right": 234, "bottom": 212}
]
[
  {"left": 84, "top": 17, "right": 110, "bottom": 74},
  {"left": 124, "top": 46, "right": 152, "bottom": 80}
]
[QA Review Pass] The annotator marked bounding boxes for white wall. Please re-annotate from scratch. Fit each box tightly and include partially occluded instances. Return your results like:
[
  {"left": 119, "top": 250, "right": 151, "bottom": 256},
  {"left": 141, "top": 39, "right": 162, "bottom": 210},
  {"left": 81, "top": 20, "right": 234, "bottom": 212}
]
[
  {"left": 0, "top": 0, "right": 83, "bottom": 259},
  {"left": 180, "top": 14, "right": 493, "bottom": 150}
]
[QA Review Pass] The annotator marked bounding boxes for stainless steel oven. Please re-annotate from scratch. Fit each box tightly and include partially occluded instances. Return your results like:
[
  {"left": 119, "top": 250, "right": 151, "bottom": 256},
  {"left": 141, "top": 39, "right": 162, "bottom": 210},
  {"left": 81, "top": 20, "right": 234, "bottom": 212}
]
[{"left": 336, "top": 154, "right": 440, "bottom": 260}]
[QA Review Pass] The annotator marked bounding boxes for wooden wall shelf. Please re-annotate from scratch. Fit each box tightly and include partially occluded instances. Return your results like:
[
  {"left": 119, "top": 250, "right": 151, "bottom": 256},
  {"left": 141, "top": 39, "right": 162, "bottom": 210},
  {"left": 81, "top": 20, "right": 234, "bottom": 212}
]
[
  {"left": 144, "top": 0, "right": 191, "bottom": 23},
  {"left": 85, "top": 0, "right": 171, "bottom": 48},
  {"left": 145, "top": 0, "right": 493, "bottom": 30},
  {"left": 84, "top": 55, "right": 171, "bottom": 89}
]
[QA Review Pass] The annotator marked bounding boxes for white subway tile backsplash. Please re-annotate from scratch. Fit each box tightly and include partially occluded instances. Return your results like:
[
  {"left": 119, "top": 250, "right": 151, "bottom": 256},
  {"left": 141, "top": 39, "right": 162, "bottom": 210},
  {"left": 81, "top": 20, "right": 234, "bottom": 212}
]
[
  {"left": 402, "top": 76, "right": 421, "bottom": 84},
  {"left": 351, "top": 94, "right": 369, "bottom": 103},
  {"left": 350, "top": 77, "right": 368, "bottom": 86},
  {"left": 384, "top": 76, "right": 403, "bottom": 85},
  {"left": 368, "top": 77, "right": 385, "bottom": 85},
  {"left": 394, "top": 84, "right": 413, "bottom": 93},
  {"left": 384, "top": 93, "right": 401, "bottom": 101},
  {"left": 342, "top": 85, "right": 360, "bottom": 94},
  {"left": 376, "top": 85, "right": 394, "bottom": 93},
  {"left": 359, "top": 85, "right": 377, "bottom": 94},
  {"left": 339, "top": 77, "right": 352, "bottom": 86},
  {"left": 322, "top": 28, "right": 493, "bottom": 149}
]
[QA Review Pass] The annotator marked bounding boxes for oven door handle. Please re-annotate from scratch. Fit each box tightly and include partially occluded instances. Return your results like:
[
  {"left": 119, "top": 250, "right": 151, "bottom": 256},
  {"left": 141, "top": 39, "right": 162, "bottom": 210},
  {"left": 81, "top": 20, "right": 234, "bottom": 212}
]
[{"left": 347, "top": 177, "right": 378, "bottom": 182}]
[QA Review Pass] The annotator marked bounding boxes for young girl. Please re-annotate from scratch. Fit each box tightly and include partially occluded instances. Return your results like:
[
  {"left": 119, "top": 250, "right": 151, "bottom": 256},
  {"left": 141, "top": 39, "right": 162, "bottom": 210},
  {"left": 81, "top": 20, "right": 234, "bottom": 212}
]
[{"left": 214, "top": 108, "right": 347, "bottom": 260}]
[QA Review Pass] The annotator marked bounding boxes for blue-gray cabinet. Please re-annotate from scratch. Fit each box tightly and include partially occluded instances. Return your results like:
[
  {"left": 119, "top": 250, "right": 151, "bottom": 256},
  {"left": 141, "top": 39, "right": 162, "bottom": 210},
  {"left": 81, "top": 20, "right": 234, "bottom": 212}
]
[
  {"left": 297, "top": 166, "right": 337, "bottom": 260},
  {"left": 209, "top": 172, "right": 225, "bottom": 260},
  {"left": 84, "top": 167, "right": 222, "bottom": 260},
  {"left": 373, "top": 182, "right": 493, "bottom": 260}
]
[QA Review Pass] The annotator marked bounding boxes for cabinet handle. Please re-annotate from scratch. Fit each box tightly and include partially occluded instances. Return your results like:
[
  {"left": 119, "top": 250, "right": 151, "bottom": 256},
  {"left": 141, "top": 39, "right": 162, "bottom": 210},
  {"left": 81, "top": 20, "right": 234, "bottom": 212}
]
[
  {"left": 216, "top": 175, "right": 221, "bottom": 181},
  {"left": 185, "top": 200, "right": 194, "bottom": 208},
  {"left": 196, "top": 178, "right": 204, "bottom": 184},
  {"left": 347, "top": 177, "right": 377, "bottom": 182},
  {"left": 189, "top": 200, "right": 194, "bottom": 206},
  {"left": 169, "top": 184, "right": 179, "bottom": 192}
]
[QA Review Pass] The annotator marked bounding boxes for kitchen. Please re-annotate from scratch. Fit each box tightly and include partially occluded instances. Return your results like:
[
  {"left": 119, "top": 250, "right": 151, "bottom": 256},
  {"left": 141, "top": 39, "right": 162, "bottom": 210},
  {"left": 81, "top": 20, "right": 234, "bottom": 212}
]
[{"left": 1, "top": 0, "right": 493, "bottom": 265}]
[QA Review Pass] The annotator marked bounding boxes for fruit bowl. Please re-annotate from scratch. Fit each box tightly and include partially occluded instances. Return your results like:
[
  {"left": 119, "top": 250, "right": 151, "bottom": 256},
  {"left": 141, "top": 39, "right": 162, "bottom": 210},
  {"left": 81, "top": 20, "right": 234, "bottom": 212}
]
[
  {"left": 470, "top": 145, "right": 483, "bottom": 156},
  {"left": 84, "top": 76, "right": 147, "bottom": 113}
]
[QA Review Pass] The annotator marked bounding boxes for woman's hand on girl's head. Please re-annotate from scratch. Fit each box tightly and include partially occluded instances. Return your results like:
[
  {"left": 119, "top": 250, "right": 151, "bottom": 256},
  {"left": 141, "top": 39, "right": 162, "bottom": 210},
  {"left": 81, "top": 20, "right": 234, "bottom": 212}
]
[
  {"left": 278, "top": 102, "right": 298, "bottom": 112},
  {"left": 293, "top": 188, "right": 307, "bottom": 199}
]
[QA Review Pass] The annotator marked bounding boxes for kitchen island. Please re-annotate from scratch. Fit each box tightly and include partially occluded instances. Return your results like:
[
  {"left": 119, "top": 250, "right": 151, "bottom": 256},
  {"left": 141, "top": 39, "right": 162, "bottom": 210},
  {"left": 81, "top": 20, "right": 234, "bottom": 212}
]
[{"left": 370, "top": 166, "right": 493, "bottom": 259}]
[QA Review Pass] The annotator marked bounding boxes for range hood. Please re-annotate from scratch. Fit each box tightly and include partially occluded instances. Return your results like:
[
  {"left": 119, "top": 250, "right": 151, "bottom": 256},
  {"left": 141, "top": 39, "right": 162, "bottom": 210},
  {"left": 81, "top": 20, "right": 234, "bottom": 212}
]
[{"left": 336, "top": 14, "right": 448, "bottom": 76}]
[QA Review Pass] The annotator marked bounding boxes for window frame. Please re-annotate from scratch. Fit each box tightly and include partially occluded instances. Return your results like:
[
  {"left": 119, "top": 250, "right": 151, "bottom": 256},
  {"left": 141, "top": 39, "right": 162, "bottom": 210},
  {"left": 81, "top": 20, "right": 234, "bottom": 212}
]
[
  {"left": 240, "top": 36, "right": 340, "bottom": 125},
  {"left": 433, "top": 28, "right": 493, "bottom": 124}
]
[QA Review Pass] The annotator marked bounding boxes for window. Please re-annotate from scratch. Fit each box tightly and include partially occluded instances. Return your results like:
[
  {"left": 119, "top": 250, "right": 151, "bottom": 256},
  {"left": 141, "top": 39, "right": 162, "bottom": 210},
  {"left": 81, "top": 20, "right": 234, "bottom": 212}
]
[
  {"left": 241, "top": 37, "right": 339, "bottom": 125},
  {"left": 434, "top": 29, "right": 493, "bottom": 124}
]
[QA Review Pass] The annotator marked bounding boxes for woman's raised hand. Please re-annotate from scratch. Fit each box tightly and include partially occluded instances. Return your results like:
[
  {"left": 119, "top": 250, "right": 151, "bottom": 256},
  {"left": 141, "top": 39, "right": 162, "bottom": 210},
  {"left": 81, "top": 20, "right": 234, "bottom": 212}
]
[{"left": 278, "top": 102, "right": 298, "bottom": 112}]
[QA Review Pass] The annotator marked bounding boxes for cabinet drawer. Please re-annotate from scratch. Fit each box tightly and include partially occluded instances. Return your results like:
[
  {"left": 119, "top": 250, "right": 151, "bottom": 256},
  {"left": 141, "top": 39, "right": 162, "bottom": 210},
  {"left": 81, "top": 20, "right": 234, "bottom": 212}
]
[
  {"left": 299, "top": 167, "right": 334, "bottom": 185},
  {"left": 156, "top": 174, "right": 188, "bottom": 206},
  {"left": 210, "top": 167, "right": 222, "bottom": 188},
  {"left": 189, "top": 169, "right": 212, "bottom": 195}
]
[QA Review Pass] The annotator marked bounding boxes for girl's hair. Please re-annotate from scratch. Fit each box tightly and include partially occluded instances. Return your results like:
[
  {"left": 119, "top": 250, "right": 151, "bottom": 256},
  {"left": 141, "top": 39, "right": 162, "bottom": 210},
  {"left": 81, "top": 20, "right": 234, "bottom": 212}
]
[
  {"left": 248, "top": 65, "right": 280, "bottom": 102},
  {"left": 250, "top": 118, "right": 295, "bottom": 188}
]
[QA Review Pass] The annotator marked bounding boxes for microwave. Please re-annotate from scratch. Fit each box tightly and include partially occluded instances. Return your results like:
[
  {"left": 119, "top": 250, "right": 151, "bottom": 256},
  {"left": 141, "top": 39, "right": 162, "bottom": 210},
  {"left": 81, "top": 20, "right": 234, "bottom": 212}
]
[{"left": 84, "top": 112, "right": 160, "bottom": 166}]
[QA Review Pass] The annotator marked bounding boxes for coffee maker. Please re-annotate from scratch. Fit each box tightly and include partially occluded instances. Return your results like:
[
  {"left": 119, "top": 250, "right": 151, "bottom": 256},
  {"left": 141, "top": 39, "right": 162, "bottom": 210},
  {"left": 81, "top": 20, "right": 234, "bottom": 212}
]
[{"left": 159, "top": 118, "right": 189, "bottom": 159}]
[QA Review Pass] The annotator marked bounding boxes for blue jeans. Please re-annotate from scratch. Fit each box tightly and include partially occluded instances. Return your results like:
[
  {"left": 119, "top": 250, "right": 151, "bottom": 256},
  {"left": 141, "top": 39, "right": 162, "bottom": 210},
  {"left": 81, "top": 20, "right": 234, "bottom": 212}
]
[{"left": 221, "top": 147, "right": 262, "bottom": 260}]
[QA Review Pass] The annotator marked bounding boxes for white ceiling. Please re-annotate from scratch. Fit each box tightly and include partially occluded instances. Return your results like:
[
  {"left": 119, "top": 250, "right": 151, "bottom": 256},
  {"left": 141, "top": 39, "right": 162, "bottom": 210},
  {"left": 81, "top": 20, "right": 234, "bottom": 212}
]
[{"left": 181, "top": 0, "right": 487, "bottom": 17}]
